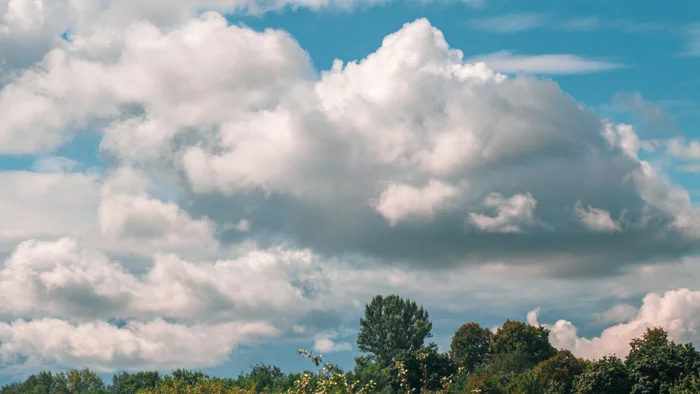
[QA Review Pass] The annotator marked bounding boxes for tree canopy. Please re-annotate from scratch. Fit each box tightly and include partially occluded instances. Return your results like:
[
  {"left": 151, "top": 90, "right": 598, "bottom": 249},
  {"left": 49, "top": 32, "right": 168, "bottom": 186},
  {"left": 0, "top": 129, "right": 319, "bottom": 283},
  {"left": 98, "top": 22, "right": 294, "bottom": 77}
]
[{"left": 356, "top": 294, "right": 433, "bottom": 366}]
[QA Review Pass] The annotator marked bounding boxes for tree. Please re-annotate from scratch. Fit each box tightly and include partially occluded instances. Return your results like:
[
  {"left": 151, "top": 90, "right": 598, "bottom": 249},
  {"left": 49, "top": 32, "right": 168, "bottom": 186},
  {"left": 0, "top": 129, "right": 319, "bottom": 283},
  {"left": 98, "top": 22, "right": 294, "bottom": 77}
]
[
  {"left": 66, "top": 368, "right": 105, "bottom": 393},
  {"left": 356, "top": 295, "right": 432, "bottom": 366},
  {"left": 574, "top": 356, "right": 631, "bottom": 394},
  {"left": 232, "top": 364, "right": 292, "bottom": 393},
  {"left": 670, "top": 375, "right": 700, "bottom": 393},
  {"left": 626, "top": 327, "right": 700, "bottom": 394},
  {"left": 450, "top": 322, "right": 492, "bottom": 373},
  {"left": 111, "top": 371, "right": 161, "bottom": 394},
  {"left": 490, "top": 320, "right": 557, "bottom": 367},
  {"left": 533, "top": 350, "right": 585, "bottom": 394}
]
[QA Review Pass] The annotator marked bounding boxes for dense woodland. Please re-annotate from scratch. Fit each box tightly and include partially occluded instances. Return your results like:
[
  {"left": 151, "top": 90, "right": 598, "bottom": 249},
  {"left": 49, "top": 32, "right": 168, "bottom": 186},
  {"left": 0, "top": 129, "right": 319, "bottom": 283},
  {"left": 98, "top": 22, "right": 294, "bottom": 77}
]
[{"left": 2, "top": 295, "right": 700, "bottom": 394}]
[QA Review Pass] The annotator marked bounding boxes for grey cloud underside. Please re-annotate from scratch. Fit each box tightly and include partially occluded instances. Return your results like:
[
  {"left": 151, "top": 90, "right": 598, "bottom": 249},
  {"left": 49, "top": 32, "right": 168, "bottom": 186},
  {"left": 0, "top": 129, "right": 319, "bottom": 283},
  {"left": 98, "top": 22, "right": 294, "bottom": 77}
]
[{"left": 186, "top": 189, "right": 687, "bottom": 278}]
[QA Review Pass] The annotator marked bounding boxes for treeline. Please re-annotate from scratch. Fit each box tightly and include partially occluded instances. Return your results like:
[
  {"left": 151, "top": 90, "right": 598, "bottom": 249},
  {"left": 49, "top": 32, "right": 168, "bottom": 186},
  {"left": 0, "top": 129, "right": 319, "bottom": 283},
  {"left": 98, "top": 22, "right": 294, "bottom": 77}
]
[{"left": 3, "top": 295, "right": 700, "bottom": 393}]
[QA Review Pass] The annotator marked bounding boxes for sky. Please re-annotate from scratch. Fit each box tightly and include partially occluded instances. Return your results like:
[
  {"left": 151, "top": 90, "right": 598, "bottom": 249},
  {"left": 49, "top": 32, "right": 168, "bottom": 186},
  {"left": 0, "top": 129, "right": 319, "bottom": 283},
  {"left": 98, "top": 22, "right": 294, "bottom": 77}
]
[{"left": 0, "top": 0, "right": 699, "bottom": 384}]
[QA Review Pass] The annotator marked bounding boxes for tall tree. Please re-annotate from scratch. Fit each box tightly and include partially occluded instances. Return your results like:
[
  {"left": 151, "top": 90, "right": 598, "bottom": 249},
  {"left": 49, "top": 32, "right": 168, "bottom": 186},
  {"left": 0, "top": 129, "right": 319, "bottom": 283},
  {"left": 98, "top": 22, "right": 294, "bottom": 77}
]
[
  {"left": 450, "top": 322, "right": 492, "bottom": 372},
  {"left": 356, "top": 295, "right": 432, "bottom": 366}
]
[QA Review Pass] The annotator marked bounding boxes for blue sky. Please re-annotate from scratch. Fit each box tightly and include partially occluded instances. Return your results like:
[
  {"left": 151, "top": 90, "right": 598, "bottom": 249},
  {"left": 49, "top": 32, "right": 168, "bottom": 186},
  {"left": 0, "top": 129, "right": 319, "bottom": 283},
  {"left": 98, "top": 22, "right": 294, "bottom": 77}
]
[{"left": 0, "top": 0, "right": 700, "bottom": 385}]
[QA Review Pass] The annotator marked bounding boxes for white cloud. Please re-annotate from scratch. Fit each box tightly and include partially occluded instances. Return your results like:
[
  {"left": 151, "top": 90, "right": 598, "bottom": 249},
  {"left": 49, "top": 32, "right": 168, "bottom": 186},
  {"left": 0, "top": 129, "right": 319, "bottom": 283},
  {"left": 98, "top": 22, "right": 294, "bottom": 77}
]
[
  {"left": 0, "top": 171, "right": 99, "bottom": 249},
  {"left": 574, "top": 202, "right": 622, "bottom": 232},
  {"left": 0, "top": 238, "right": 333, "bottom": 323},
  {"left": 374, "top": 180, "right": 460, "bottom": 226},
  {"left": 469, "top": 51, "right": 624, "bottom": 75},
  {"left": 0, "top": 16, "right": 694, "bottom": 273},
  {"left": 0, "top": 318, "right": 278, "bottom": 371},
  {"left": 468, "top": 192, "right": 538, "bottom": 233},
  {"left": 532, "top": 288, "right": 700, "bottom": 360},
  {"left": 98, "top": 168, "right": 219, "bottom": 257},
  {"left": 667, "top": 137, "right": 700, "bottom": 160},
  {"left": 313, "top": 332, "right": 352, "bottom": 353}
]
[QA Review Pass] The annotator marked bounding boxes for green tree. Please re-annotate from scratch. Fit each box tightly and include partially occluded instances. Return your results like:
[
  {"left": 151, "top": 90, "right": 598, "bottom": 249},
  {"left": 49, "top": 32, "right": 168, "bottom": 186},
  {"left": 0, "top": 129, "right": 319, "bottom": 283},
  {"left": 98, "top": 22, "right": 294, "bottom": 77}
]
[
  {"left": 574, "top": 355, "right": 632, "bottom": 394},
  {"left": 231, "top": 364, "right": 292, "bottom": 392},
  {"left": 626, "top": 328, "right": 700, "bottom": 394},
  {"left": 67, "top": 368, "right": 106, "bottom": 393},
  {"left": 533, "top": 350, "right": 585, "bottom": 394},
  {"left": 490, "top": 320, "right": 557, "bottom": 367},
  {"left": 450, "top": 322, "right": 492, "bottom": 373},
  {"left": 168, "top": 369, "right": 209, "bottom": 387},
  {"left": 356, "top": 295, "right": 432, "bottom": 367},
  {"left": 111, "top": 371, "right": 161, "bottom": 394},
  {"left": 670, "top": 375, "right": 700, "bottom": 393}
]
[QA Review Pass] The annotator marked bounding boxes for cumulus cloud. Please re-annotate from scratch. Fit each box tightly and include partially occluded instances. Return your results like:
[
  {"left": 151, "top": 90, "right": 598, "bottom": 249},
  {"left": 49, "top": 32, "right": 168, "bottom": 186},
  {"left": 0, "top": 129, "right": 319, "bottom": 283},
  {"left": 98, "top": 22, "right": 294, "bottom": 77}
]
[
  {"left": 667, "top": 137, "right": 700, "bottom": 160},
  {"left": 0, "top": 318, "right": 278, "bottom": 371},
  {"left": 0, "top": 237, "right": 335, "bottom": 323},
  {"left": 532, "top": 288, "right": 700, "bottom": 360},
  {"left": 468, "top": 192, "right": 538, "bottom": 233},
  {"left": 98, "top": 168, "right": 220, "bottom": 257},
  {"left": 374, "top": 180, "right": 460, "bottom": 226},
  {"left": 1, "top": 16, "right": 696, "bottom": 277},
  {"left": 574, "top": 202, "right": 622, "bottom": 232},
  {"left": 313, "top": 332, "right": 352, "bottom": 353},
  {"left": 0, "top": 171, "right": 99, "bottom": 249}
]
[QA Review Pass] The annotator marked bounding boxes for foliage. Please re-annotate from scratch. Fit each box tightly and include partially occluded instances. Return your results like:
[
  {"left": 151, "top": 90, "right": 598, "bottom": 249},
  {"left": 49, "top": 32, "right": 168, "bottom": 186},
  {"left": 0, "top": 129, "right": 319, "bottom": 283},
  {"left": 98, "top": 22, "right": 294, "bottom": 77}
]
[
  {"left": 357, "top": 295, "right": 432, "bottom": 367},
  {"left": 573, "top": 356, "right": 632, "bottom": 394},
  {"left": 532, "top": 350, "right": 585, "bottom": 394},
  {"left": 230, "top": 364, "right": 295, "bottom": 393},
  {"left": 626, "top": 327, "right": 700, "bottom": 394},
  {"left": 450, "top": 322, "right": 492, "bottom": 373},
  {"left": 670, "top": 375, "right": 700, "bottom": 394},
  {"left": 111, "top": 371, "right": 161, "bottom": 394},
  {"left": 490, "top": 320, "right": 557, "bottom": 367}
]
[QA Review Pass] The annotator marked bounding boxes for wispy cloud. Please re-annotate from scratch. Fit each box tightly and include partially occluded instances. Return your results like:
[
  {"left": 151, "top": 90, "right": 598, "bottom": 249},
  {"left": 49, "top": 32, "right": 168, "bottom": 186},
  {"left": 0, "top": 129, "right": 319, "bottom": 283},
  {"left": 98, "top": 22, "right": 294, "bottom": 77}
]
[
  {"left": 681, "top": 23, "right": 700, "bottom": 57},
  {"left": 469, "top": 50, "right": 624, "bottom": 75},
  {"left": 561, "top": 17, "right": 666, "bottom": 33},
  {"left": 468, "top": 13, "right": 667, "bottom": 34},
  {"left": 469, "top": 12, "right": 549, "bottom": 33}
]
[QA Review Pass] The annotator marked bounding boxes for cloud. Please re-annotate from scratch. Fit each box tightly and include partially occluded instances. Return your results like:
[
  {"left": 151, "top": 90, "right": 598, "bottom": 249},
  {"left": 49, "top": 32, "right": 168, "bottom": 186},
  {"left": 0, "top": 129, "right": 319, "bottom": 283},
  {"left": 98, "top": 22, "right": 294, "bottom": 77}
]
[
  {"left": 0, "top": 318, "right": 278, "bottom": 371},
  {"left": 468, "top": 192, "right": 538, "bottom": 233},
  {"left": 574, "top": 202, "right": 622, "bottom": 232},
  {"left": 31, "top": 156, "right": 79, "bottom": 173},
  {"left": 0, "top": 237, "right": 337, "bottom": 323},
  {"left": 533, "top": 288, "right": 700, "bottom": 360},
  {"left": 468, "top": 12, "right": 549, "bottom": 33},
  {"left": 0, "top": 171, "right": 99, "bottom": 249},
  {"left": 374, "top": 180, "right": 460, "bottom": 226},
  {"left": 313, "top": 332, "right": 352, "bottom": 353},
  {"left": 593, "top": 303, "right": 638, "bottom": 324},
  {"left": 1, "top": 16, "right": 697, "bottom": 278},
  {"left": 468, "top": 51, "right": 624, "bottom": 75},
  {"left": 97, "top": 168, "right": 220, "bottom": 257},
  {"left": 681, "top": 23, "right": 700, "bottom": 57},
  {"left": 468, "top": 13, "right": 666, "bottom": 35},
  {"left": 667, "top": 137, "right": 700, "bottom": 160}
]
